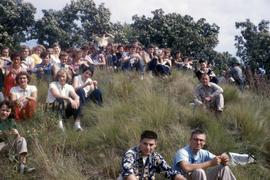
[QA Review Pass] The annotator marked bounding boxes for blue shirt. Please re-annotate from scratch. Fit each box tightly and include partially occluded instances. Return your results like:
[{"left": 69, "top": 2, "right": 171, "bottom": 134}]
[{"left": 173, "top": 145, "right": 215, "bottom": 174}]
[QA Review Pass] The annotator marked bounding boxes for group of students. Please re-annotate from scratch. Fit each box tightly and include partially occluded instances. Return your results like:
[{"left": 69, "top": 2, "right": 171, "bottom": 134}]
[
  {"left": 118, "top": 129, "right": 236, "bottom": 180},
  {"left": 0, "top": 40, "right": 243, "bottom": 176}
]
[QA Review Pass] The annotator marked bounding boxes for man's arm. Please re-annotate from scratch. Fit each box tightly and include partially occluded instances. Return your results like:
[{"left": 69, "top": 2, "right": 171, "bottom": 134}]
[
  {"left": 179, "top": 157, "right": 221, "bottom": 173},
  {"left": 121, "top": 151, "right": 136, "bottom": 178},
  {"left": 209, "top": 83, "right": 223, "bottom": 98},
  {"left": 155, "top": 153, "right": 185, "bottom": 179}
]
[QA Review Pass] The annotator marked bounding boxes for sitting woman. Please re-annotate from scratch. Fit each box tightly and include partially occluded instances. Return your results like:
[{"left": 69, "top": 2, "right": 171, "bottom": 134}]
[
  {"left": 0, "top": 100, "right": 35, "bottom": 174},
  {"left": 10, "top": 72, "right": 37, "bottom": 121},
  {"left": 46, "top": 69, "right": 82, "bottom": 131},
  {"left": 3, "top": 52, "right": 26, "bottom": 98},
  {"left": 72, "top": 65, "right": 103, "bottom": 106}
]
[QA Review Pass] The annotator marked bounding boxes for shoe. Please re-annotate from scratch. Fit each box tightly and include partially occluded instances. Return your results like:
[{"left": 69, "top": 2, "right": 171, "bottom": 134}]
[
  {"left": 58, "top": 120, "right": 65, "bottom": 131},
  {"left": 74, "top": 122, "right": 83, "bottom": 131},
  {"left": 18, "top": 163, "right": 35, "bottom": 174}
]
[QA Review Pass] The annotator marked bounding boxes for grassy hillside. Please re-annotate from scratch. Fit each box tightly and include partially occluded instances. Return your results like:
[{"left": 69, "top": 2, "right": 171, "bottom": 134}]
[{"left": 0, "top": 70, "right": 269, "bottom": 180}]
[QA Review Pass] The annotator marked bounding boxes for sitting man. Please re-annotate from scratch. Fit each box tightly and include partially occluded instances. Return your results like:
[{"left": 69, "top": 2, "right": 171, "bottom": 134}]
[
  {"left": 173, "top": 129, "right": 236, "bottom": 180},
  {"left": 119, "top": 130, "right": 185, "bottom": 180},
  {"left": 0, "top": 100, "right": 35, "bottom": 174},
  {"left": 194, "top": 73, "right": 224, "bottom": 112}
]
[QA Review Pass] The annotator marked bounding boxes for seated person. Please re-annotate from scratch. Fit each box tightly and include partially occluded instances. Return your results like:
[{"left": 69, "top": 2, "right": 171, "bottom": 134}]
[
  {"left": 3, "top": 52, "right": 26, "bottom": 98},
  {"left": 0, "top": 100, "right": 35, "bottom": 174},
  {"left": 195, "top": 60, "right": 218, "bottom": 84},
  {"left": 119, "top": 130, "right": 185, "bottom": 180},
  {"left": 121, "top": 44, "right": 144, "bottom": 77},
  {"left": 10, "top": 72, "right": 37, "bottom": 121},
  {"left": 51, "top": 52, "right": 72, "bottom": 82},
  {"left": 173, "top": 129, "right": 236, "bottom": 180},
  {"left": 194, "top": 73, "right": 224, "bottom": 112},
  {"left": 72, "top": 65, "right": 103, "bottom": 106},
  {"left": 34, "top": 51, "right": 52, "bottom": 82},
  {"left": 46, "top": 69, "right": 82, "bottom": 131}
]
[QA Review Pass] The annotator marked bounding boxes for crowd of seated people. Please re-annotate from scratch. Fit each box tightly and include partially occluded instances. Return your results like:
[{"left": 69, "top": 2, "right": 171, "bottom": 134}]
[{"left": 0, "top": 38, "right": 250, "bottom": 176}]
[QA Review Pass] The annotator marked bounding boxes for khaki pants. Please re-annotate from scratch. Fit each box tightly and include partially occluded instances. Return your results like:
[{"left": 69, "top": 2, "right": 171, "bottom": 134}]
[
  {"left": 189, "top": 165, "right": 236, "bottom": 180},
  {"left": 0, "top": 137, "right": 28, "bottom": 156}
]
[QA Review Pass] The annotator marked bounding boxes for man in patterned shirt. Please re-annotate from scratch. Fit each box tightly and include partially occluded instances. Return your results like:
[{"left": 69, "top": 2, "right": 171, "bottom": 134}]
[{"left": 119, "top": 130, "right": 185, "bottom": 180}]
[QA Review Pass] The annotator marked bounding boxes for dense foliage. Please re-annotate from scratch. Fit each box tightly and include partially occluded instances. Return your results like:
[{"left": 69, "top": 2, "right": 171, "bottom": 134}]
[
  {"left": 0, "top": 0, "right": 36, "bottom": 50},
  {"left": 235, "top": 19, "right": 270, "bottom": 72}
]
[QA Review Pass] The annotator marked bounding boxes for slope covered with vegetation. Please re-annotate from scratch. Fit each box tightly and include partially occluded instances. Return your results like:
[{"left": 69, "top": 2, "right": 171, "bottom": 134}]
[{"left": 0, "top": 70, "right": 269, "bottom": 180}]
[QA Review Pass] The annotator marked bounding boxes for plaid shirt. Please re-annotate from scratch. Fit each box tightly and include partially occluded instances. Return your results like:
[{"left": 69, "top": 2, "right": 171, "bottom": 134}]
[{"left": 121, "top": 146, "right": 180, "bottom": 179}]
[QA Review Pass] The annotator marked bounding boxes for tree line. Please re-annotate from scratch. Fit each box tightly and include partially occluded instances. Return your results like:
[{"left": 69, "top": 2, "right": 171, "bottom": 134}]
[{"left": 1, "top": 0, "right": 270, "bottom": 73}]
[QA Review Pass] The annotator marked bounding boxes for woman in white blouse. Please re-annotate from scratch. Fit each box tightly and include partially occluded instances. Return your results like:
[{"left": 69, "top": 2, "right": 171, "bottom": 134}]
[
  {"left": 46, "top": 69, "right": 82, "bottom": 131},
  {"left": 10, "top": 71, "right": 37, "bottom": 121},
  {"left": 72, "top": 65, "right": 103, "bottom": 106}
]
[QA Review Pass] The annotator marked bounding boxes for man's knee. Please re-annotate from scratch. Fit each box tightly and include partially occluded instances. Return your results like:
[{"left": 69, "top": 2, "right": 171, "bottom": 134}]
[{"left": 191, "top": 168, "right": 207, "bottom": 179}]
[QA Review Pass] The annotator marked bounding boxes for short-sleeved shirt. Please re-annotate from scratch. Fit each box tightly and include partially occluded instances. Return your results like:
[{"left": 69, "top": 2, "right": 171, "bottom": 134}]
[
  {"left": 121, "top": 146, "right": 180, "bottom": 179},
  {"left": 173, "top": 145, "right": 215, "bottom": 174},
  {"left": 73, "top": 75, "right": 94, "bottom": 97},
  {"left": 46, "top": 81, "right": 74, "bottom": 103},
  {"left": 10, "top": 85, "right": 37, "bottom": 100},
  {"left": 0, "top": 118, "right": 17, "bottom": 142}
]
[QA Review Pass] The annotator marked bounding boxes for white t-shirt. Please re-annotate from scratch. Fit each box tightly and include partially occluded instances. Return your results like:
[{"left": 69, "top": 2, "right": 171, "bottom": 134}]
[
  {"left": 10, "top": 85, "right": 37, "bottom": 107},
  {"left": 73, "top": 75, "right": 94, "bottom": 97},
  {"left": 10, "top": 85, "right": 37, "bottom": 99},
  {"left": 46, "top": 81, "right": 74, "bottom": 103}
]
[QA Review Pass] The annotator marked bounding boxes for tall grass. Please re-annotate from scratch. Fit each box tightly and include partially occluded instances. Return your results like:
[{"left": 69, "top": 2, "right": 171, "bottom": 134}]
[{"left": 0, "top": 70, "right": 269, "bottom": 179}]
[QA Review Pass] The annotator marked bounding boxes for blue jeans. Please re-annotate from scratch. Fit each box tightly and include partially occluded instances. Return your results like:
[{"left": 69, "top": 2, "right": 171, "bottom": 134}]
[{"left": 76, "top": 88, "right": 103, "bottom": 106}]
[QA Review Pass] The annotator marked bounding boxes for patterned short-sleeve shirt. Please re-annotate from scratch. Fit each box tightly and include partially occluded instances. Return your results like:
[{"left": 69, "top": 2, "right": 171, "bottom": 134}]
[{"left": 121, "top": 146, "right": 180, "bottom": 179}]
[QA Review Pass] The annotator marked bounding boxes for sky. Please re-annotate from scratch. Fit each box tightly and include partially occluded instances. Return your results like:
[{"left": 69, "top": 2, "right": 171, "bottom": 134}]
[{"left": 25, "top": 0, "right": 270, "bottom": 56}]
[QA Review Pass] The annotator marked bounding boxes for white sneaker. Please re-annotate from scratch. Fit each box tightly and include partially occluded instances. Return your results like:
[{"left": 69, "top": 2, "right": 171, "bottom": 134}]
[
  {"left": 74, "top": 122, "right": 83, "bottom": 131},
  {"left": 58, "top": 120, "right": 64, "bottom": 131}
]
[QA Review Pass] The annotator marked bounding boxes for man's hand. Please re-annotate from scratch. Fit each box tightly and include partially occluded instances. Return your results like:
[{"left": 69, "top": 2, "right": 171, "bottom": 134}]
[
  {"left": 204, "top": 96, "right": 212, "bottom": 102},
  {"left": 210, "top": 156, "right": 221, "bottom": 166},
  {"left": 219, "top": 153, "right": 230, "bottom": 165}
]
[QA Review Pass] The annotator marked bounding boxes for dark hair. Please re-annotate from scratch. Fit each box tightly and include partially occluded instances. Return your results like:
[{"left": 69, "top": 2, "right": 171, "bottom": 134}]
[
  {"left": 59, "top": 52, "right": 69, "bottom": 60},
  {"left": 11, "top": 52, "right": 21, "bottom": 61},
  {"left": 199, "top": 59, "right": 206, "bottom": 64},
  {"left": 0, "top": 100, "right": 14, "bottom": 110},
  {"left": 191, "top": 129, "right": 205, "bottom": 138},
  {"left": 40, "top": 51, "right": 50, "bottom": 59},
  {"left": 15, "top": 71, "right": 31, "bottom": 84},
  {"left": 140, "top": 130, "right": 158, "bottom": 141},
  {"left": 200, "top": 73, "right": 210, "bottom": 80},
  {"left": 81, "top": 64, "right": 94, "bottom": 75}
]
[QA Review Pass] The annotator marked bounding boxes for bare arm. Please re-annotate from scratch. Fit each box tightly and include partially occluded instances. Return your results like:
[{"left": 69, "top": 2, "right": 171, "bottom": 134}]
[{"left": 180, "top": 157, "right": 221, "bottom": 173}]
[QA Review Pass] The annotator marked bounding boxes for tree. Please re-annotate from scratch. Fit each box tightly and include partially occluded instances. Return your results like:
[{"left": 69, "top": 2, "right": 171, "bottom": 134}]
[
  {"left": 34, "top": 0, "right": 112, "bottom": 49},
  {"left": 235, "top": 19, "right": 270, "bottom": 72},
  {"left": 0, "top": 0, "right": 36, "bottom": 50},
  {"left": 131, "top": 9, "right": 220, "bottom": 60}
]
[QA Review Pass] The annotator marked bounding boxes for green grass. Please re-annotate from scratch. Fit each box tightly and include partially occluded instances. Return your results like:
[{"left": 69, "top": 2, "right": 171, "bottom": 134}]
[{"left": 0, "top": 70, "right": 269, "bottom": 179}]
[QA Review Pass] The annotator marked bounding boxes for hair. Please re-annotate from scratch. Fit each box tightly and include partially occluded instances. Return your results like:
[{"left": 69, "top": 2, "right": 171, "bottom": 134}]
[
  {"left": 40, "top": 51, "right": 50, "bottom": 59},
  {"left": 52, "top": 42, "right": 60, "bottom": 48},
  {"left": 81, "top": 64, "right": 94, "bottom": 76},
  {"left": 0, "top": 100, "right": 14, "bottom": 110},
  {"left": 147, "top": 44, "right": 155, "bottom": 49},
  {"left": 20, "top": 45, "right": 30, "bottom": 51},
  {"left": 191, "top": 129, "right": 205, "bottom": 138},
  {"left": 56, "top": 69, "right": 71, "bottom": 82},
  {"left": 199, "top": 59, "right": 206, "bottom": 64},
  {"left": 15, "top": 71, "right": 31, "bottom": 84},
  {"left": 140, "top": 130, "right": 158, "bottom": 141},
  {"left": 11, "top": 52, "right": 21, "bottom": 61},
  {"left": 59, "top": 52, "right": 69, "bottom": 60},
  {"left": 200, "top": 73, "right": 210, "bottom": 80}
]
